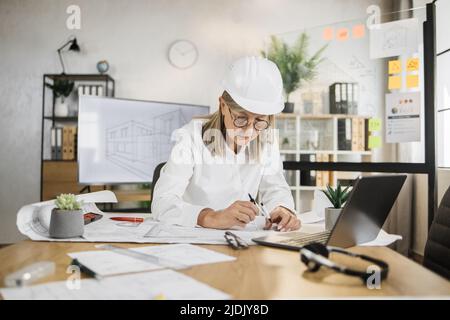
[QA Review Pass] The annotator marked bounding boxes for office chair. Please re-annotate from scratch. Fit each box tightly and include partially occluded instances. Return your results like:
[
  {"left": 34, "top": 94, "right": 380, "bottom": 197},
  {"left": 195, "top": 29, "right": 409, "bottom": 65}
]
[
  {"left": 423, "top": 185, "right": 450, "bottom": 279},
  {"left": 149, "top": 162, "right": 166, "bottom": 213}
]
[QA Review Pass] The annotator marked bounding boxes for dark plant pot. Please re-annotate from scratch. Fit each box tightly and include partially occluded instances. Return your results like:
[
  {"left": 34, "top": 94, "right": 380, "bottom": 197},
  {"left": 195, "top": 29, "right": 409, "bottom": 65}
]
[
  {"left": 282, "top": 102, "right": 294, "bottom": 113},
  {"left": 49, "top": 208, "right": 84, "bottom": 239}
]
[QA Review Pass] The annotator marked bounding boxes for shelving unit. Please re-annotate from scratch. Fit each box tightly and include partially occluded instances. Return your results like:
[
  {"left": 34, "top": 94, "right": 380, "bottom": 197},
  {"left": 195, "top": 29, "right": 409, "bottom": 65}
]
[
  {"left": 275, "top": 113, "right": 373, "bottom": 212},
  {"left": 40, "top": 74, "right": 115, "bottom": 201}
]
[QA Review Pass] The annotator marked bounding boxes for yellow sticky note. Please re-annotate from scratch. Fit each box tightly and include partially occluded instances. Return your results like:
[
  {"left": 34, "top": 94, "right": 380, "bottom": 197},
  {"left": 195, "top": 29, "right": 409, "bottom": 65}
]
[
  {"left": 406, "top": 74, "right": 419, "bottom": 88},
  {"left": 388, "top": 76, "right": 401, "bottom": 90},
  {"left": 368, "top": 136, "right": 381, "bottom": 149},
  {"left": 406, "top": 58, "right": 419, "bottom": 71},
  {"left": 368, "top": 118, "right": 381, "bottom": 132},
  {"left": 388, "top": 60, "right": 402, "bottom": 74}
]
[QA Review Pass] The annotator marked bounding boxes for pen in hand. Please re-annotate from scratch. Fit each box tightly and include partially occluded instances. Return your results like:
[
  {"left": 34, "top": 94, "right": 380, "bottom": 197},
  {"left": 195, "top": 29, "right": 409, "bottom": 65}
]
[{"left": 248, "top": 193, "right": 272, "bottom": 223}]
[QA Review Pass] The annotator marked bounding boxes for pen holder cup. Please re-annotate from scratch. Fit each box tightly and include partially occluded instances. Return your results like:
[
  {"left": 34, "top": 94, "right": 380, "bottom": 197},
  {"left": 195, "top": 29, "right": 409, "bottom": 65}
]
[
  {"left": 49, "top": 208, "right": 84, "bottom": 239},
  {"left": 325, "top": 207, "right": 342, "bottom": 231}
]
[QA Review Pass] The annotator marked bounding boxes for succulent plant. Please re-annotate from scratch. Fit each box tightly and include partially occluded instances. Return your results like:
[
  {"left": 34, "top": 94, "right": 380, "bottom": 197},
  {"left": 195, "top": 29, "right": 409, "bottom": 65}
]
[
  {"left": 55, "top": 193, "right": 83, "bottom": 211},
  {"left": 322, "top": 183, "right": 351, "bottom": 209}
]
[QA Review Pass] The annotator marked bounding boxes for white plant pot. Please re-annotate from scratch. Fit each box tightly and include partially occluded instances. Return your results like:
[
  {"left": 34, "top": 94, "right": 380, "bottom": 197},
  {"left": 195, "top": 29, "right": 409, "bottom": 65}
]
[
  {"left": 325, "top": 207, "right": 342, "bottom": 231},
  {"left": 54, "top": 97, "right": 69, "bottom": 117}
]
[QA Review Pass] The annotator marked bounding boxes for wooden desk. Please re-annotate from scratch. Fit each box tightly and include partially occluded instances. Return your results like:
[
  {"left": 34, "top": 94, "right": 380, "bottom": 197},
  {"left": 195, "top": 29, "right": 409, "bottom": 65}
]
[{"left": 0, "top": 241, "right": 449, "bottom": 299}]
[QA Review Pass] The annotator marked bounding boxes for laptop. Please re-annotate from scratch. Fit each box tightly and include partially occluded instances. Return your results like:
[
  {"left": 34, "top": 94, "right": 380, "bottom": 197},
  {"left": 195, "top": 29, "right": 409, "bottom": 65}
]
[{"left": 252, "top": 175, "right": 406, "bottom": 250}]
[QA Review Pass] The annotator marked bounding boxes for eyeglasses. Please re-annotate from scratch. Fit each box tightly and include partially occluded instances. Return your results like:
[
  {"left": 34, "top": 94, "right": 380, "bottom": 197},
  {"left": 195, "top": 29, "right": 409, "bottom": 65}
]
[
  {"left": 224, "top": 231, "right": 249, "bottom": 250},
  {"left": 225, "top": 103, "right": 270, "bottom": 131}
]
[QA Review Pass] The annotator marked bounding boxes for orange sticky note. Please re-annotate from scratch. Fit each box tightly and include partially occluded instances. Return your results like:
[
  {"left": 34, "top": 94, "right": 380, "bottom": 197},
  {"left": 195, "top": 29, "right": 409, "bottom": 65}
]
[
  {"left": 336, "top": 28, "right": 349, "bottom": 41},
  {"left": 388, "top": 60, "right": 402, "bottom": 74},
  {"left": 352, "top": 24, "right": 365, "bottom": 39},
  {"left": 323, "top": 27, "right": 334, "bottom": 41},
  {"left": 406, "top": 74, "right": 419, "bottom": 88},
  {"left": 388, "top": 76, "right": 401, "bottom": 90},
  {"left": 406, "top": 58, "right": 419, "bottom": 71}
]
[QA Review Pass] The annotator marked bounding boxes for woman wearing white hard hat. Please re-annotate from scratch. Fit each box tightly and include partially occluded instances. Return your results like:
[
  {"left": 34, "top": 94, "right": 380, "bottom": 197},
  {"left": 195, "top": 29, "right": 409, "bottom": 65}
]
[{"left": 152, "top": 56, "right": 301, "bottom": 232}]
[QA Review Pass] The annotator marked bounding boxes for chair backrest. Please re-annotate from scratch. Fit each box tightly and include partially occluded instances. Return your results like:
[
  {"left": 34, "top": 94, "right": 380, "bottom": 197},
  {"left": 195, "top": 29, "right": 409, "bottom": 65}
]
[
  {"left": 149, "top": 162, "right": 166, "bottom": 212},
  {"left": 423, "top": 185, "right": 450, "bottom": 279}
]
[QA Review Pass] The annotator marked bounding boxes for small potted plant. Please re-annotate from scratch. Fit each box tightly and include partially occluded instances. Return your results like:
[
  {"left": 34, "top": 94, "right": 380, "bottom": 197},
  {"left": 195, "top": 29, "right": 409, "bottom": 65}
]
[
  {"left": 45, "top": 79, "right": 74, "bottom": 117},
  {"left": 261, "top": 33, "right": 327, "bottom": 113},
  {"left": 322, "top": 183, "right": 351, "bottom": 230},
  {"left": 49, "top": 193, "right": 84, "bottom": 238}
]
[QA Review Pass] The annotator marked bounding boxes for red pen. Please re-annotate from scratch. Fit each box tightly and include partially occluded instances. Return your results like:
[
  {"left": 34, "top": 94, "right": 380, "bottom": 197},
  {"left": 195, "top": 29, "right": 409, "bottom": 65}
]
[{"left": 110, "top": 217, "right": 144, "bottom": 223}]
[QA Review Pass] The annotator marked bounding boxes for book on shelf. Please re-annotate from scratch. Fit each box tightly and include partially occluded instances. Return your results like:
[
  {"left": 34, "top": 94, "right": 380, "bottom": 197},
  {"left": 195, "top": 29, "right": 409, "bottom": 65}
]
[
  {"left": 337, "top": 118, "right": 352, "bottom": 150},
  {"left": 351, "top": 118, "right": 366, "bottom": 151},
  {"left": 51, "top": 126, "right": 77, "bottom": 160}
]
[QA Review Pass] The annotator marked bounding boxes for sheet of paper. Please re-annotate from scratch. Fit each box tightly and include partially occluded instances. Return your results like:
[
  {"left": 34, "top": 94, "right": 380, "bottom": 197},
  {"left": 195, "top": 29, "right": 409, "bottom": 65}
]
[
  {"left": 68, "top": 244, "right": 235, "bottom": 277},
  {"left": 385, "top": 92, "right": 421, "bottom": 143},
  {"left": 359, "top": 229, "right": 402, "bottom": 247},
  {"left": 370, "top": 18, "right": 419, "bottom": 59},
  {"left": 0, "top": 269, "right": 229, "bottom": 300},
  {"left": 298, "top": 211, "right": 324, "bottom": 224},
  {"left": 16, "top": 191, "right": 118, "bottom": 241},
  {"left": 312, "top": 189, "right": 332, "bottom": 218},
  {"left": 144, "top": 221, "right": 273, "bottom": 245},
  {"left": 304, "top": 222, "right": 402, "bottom": 247}
]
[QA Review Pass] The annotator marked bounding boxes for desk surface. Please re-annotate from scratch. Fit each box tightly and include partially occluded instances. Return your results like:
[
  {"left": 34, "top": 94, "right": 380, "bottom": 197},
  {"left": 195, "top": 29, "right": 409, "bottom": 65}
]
[{"left": 0, "top": 241, "right": 449, "bottom": 299}]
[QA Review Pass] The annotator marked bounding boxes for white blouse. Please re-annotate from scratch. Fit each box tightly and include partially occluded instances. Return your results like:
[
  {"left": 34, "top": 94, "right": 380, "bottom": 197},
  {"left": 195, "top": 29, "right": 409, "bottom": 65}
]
[{"left": 151, "top": 119, "right": 296, "bottom": 227}]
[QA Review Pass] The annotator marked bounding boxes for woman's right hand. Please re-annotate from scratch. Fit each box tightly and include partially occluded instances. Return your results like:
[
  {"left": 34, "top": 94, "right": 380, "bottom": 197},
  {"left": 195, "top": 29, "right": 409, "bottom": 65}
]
[{"left": 197, "top": 201, "right": 258, "bottom": 229}]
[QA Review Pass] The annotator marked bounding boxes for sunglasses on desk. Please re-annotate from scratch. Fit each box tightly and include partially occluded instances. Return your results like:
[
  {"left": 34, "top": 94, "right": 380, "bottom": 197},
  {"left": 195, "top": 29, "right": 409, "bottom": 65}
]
[{"left": 224, "top": 231, "right": 249, "bottom": 250}]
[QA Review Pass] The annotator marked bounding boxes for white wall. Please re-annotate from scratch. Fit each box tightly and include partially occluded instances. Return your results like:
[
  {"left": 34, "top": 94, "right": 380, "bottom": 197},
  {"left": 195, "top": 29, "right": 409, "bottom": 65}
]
[{"left": 0, "top": 0, "right": 390, "bottom": 243}]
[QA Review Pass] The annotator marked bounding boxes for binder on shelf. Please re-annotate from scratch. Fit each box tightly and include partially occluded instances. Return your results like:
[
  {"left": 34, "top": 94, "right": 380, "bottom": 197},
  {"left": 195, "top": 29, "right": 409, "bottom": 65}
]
[
  {"left": 329, "top": 82, "right": 359, "bottom": 115},
  {"left": 341, "top": 83, "right": 348, "bottom": 114},
  {"left": 55, "top": 127, "right": 62, "bottom": 160},
  {"left": 329, "top": 83, "right": 341, "bottom": 114},
  {"left": 51, "top": 127, "right": 56, "bottom": 159},
  {"left": 337, "top": 118, "right": 352, "bottom": 150}
]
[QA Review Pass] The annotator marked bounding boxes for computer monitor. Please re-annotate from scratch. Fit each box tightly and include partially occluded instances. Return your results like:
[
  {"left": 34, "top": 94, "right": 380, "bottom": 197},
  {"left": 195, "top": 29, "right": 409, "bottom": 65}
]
[{"left": 78, "top": 96, "right": 209, "bottom": 184}]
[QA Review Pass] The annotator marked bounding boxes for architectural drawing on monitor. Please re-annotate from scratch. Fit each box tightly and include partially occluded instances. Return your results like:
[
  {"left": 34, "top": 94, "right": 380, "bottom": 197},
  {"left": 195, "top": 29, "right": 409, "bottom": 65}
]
[{"left": 105, "top": 109, "right": 188, "bottom": 180}]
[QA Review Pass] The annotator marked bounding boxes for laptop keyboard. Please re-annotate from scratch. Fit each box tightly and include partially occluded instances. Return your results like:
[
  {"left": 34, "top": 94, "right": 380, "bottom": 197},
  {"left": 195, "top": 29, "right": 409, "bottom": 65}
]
[{"left": 278, "top": 230, "right": 331, "bottom": 247}]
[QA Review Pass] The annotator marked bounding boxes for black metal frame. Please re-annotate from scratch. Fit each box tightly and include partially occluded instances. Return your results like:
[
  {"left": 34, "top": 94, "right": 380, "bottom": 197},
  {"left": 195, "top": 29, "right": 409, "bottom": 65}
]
[
  {"left": 40, "top": 74, "right": 115, "bottom": 201},
  {"left": 283, "top": 2, "right": 438, "bottom": 229}
]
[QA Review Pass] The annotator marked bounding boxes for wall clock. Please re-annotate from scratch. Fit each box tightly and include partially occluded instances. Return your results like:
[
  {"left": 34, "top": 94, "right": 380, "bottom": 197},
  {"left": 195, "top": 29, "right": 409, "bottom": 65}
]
[{"left": 168, "top": 40, "right": 198, "bottom": 69}]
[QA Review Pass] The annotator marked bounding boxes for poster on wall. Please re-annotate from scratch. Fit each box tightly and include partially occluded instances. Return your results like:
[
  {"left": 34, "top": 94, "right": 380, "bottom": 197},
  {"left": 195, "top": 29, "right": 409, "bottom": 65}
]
[
  {"left": 370, "top": 18, "right": 419, "bottom": 59},
  {"left": 385, "top": 92, "right": 421, "bottom": 143}
]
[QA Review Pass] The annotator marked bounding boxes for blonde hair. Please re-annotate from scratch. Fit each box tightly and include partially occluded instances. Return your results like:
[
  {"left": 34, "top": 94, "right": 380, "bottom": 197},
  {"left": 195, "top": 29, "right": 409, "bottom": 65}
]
[{"left": 201, "top": 91, "right": 275, "bottom": 161}]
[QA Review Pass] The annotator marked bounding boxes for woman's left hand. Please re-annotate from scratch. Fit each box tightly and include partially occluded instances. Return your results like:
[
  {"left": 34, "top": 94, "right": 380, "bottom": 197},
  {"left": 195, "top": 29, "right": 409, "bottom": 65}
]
[{"left": 264, "top": 206, "right": 301, "bottom": 232}]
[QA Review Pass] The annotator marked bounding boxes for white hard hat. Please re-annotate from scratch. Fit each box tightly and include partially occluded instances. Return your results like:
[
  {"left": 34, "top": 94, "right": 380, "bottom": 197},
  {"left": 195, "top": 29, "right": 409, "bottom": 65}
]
[{"left": 221, "top": 56, "right": 284, "bottom": 115}]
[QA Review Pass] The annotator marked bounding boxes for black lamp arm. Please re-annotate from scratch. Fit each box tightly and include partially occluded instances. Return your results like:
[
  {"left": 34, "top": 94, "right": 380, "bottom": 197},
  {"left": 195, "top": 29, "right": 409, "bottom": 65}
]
[{"left": 57, "top": 39, "right": 76, "bottom": 74}]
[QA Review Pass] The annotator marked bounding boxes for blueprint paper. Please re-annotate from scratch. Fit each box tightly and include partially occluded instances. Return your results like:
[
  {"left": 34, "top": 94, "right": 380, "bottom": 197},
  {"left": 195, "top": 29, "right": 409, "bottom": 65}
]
[
  {"left": 16, "top": 191, "right": 118, "bottom": 242},
  {"left": 0, "top": 269, "right": 229, "bottom": 300},
  {"left": 68, "top": 244, "right": 235, "bottom": 277}
]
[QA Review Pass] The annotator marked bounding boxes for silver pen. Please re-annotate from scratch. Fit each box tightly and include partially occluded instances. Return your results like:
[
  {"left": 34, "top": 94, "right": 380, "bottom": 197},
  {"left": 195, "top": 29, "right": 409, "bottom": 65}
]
[{"left": 248, "top": 193, "right": 272, "bottom": 222}]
